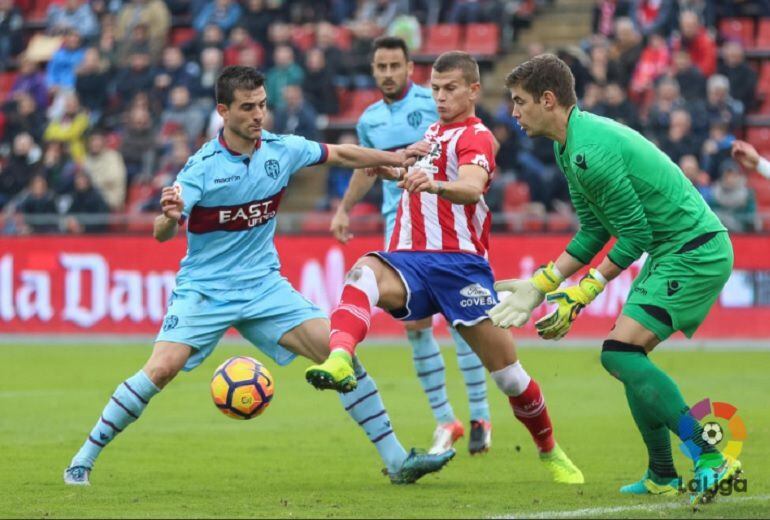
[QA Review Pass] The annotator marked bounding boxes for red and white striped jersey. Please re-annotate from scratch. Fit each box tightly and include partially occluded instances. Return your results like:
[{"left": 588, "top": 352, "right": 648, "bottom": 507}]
[{"left": 387, "top": 116, "right": 496, "bottom": 257}]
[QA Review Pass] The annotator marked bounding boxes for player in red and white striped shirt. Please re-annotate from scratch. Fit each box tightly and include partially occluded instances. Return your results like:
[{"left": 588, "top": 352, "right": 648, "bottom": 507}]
[{"left": 306, "top": 52, "right": 584, "bottom": 484}]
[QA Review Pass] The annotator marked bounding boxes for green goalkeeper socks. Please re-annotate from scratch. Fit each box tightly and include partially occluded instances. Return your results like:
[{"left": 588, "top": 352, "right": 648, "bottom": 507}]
[{"left": 601, "top": 341, "right": 717, "bottom": 477}]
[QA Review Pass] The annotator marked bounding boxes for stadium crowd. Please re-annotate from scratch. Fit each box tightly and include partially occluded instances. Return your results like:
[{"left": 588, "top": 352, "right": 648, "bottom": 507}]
[{"left": 0, "top": 0, "right": 768, "bottom": 234}]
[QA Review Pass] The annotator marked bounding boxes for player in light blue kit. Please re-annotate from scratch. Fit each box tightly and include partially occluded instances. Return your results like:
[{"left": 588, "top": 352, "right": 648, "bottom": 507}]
[
  {"left": 63, "top": 67, "right": 454, "bottom": 486},
  {"left": 330, "top": 37, "right": 492, "bottom": 456}
]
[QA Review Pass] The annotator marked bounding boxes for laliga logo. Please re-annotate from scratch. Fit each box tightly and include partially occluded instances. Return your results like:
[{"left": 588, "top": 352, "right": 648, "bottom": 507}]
[{"left": 678, "top": 397, "right": 747, "bottom": 463}]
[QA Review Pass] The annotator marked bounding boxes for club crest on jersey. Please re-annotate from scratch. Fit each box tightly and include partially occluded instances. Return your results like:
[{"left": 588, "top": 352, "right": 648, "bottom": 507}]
[
  {"left": 407, "top": 110, "right": 423, "bottom": 129},
  {"left": 459, "top": 283, "right": 495, "bottom": 307},
  {"left": 410, "top": 141, "right": 441, "bottom": 176},
  {"left": 264, "top": 159, "right": 280, "bottom": 179},
  {"left": 471, "top": 154, "right": 490, "bottom": 172}
]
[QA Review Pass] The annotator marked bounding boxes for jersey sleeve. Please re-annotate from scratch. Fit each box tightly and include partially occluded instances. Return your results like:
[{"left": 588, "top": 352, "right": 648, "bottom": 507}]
[
  {"left": 577, "top": 145, "right": 653, "bottom": 269},
  {"left": 355, "top": 118, "right": 373, "bottom": 148},
  {"left": 283, "top": 134, "right": 329, "bottom": 173},
  {"left": 173, "top": 158, "right": 204, "bottom": 218},
  {"left": 565, "top": 185, "right": 611, "bottom": 265},
  {"left": 456, "top": 125, "right": 496, "bottom": 175}
]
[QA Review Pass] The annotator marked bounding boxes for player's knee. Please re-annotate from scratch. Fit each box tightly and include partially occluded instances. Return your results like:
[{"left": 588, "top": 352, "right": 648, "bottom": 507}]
[
  {"left": 344, "top": 264, "right": 379, "bottom": 307},
  {"left": 143, "top": 357, "right": 183, "bottom": 388},
  {"left": 490, "top": 361, "right": 531, "bottom": 396},
  {"left": 600, "top": 340, "right": 647, "bottom": 381}
]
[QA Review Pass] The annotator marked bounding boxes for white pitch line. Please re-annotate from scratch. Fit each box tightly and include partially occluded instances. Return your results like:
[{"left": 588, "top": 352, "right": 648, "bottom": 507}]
[{"left": 492, "top": 493, "right": 770, "bottom": 519}]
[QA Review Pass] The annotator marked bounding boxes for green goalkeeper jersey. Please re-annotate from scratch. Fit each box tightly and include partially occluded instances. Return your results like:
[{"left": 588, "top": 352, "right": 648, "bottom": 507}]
[{"left": 554, "top": 106, "right": 726, "bottom": 269}]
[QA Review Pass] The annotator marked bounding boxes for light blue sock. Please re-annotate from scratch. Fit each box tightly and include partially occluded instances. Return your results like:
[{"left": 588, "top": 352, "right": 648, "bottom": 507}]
[
  {"left": 339, "top": 358, "right": 408, "bottom": 473},
  {"left": 408, "top": 327, "right": 456, "bottom": 425},
  {"left": 70, "top": 370, "right": 160, "bottom": 469},
  {"left": 449, "top": 326, "right": 490, "bottom": 422}
]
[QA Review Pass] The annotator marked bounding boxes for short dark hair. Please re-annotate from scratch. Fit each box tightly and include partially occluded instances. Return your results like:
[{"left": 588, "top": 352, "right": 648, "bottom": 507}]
[
  {"left": 371, "top": 36, "right": 410, "bottom": 61},
  {"left": 216, "top": 66, "right": 265, "bottom": 106},
  {"left": 433, "top": 51, "right": 480, "bottom": 85},
  {"left": 505, "top": 54, "right": 577, "bottom": 107}
]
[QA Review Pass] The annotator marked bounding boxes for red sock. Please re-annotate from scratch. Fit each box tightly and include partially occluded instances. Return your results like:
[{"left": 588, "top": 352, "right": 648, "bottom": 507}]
[
  {"left": 508, "top": 379, "right": 555, "bottom": 453},
  {"left": 329, "top": 285, "right": 372, "bottom": 356}
]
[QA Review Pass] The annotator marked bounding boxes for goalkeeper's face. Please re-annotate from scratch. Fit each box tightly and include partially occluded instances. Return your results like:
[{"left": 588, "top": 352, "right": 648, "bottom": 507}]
[{"left": 508, "top": 86, "right": 548, "bottom": 137}]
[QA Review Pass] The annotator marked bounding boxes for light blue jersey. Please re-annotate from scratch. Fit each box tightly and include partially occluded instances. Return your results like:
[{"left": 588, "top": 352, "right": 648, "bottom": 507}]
[
  {"left": 173, "top": 130, "right": 328, "bottom": 293},
  {"left": 355, "top": 82, "right": 437, "bottom": 232}
]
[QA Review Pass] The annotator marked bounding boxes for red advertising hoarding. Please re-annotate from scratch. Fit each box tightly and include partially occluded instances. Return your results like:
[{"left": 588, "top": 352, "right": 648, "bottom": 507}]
[{"left": 1, "top": 234, "right": 768, "bottom": 339}]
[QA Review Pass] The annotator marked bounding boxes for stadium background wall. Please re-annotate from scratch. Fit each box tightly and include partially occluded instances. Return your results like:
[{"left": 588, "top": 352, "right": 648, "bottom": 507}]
[{"left": 0, "top": 235, "right": 769, "bottom": 338}]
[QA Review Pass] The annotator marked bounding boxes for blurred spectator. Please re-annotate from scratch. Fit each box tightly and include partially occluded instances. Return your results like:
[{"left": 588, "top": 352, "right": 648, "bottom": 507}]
[
  {"left": 679, "top": 154, "right": 713, "bottom": 203},
  {"left": 194, "top": 47, "right": 223, "bottom": 100},
  {"left": 447, "top": 0, "right": 502, "bottom": 24},
  {"left": 0, "top": 0, "right": 24, "bottom": 70},
  {"left": 671, "top": 10, "right": 716, "bottom": 77},
  {"left": 302, "top": 48, "right": 339, "bottom": 115},
  {"left": 266, "top": 45, "right": 305, "bottom": 110},
  {"left": 705, "top": 74, "right": 742, "bottom": 131},
  {"left": 160, "top": 86, "right": 206, "bottom": 146},
  {"left": 492, "top": 122, "right": 518, "bottom": 176},
  {"left": 718, "top": 41, "right": 757, "bottom": 113},
  {"left": 273, "top": 85, "right": 319, "bottom": 140},
  {"left": 184, "top": 24, "right": 225, "bottom": 60},
  {"left": 9, "top": 56, "right": 48, "bottom": 109},
  {"left": 603, "top": 82, "right": 640, "bottom": 129},
  {"left": 75, "top": 48, "right": 110, "bottom": 123},
  {"left": 607, "top": 17, "right": 643, "bottom": 88},
  {"left": 557, "top": 48, "right": 591, "bottom": 100},
  {"left": 631, "top": 0, "right": 676, "bottom": 37},
  {"left": 47, "top": 0, "right": 99, "bottom": 41},
  {"left": 316, "top": 21, "right": 347, "bottom": 82},
  {"left": 701, "top": 121, "right": 736, "bottom": 181},
  {"left": 2, "top": 92, "right": 46, "bottom": 144},
  {"left": 352, "top": 0, "right": 400, "bottom": 32},
  {"left": 84, "top": 130, "right": 127, "bottom": 211},
  {"left": 0, "top": 133, "right": 41, "bottom": 208},
  {"left": 64, "top": 171, "right": 110, "bottom": 233},
  {"left": 659, "top": 108, "right": 701, "bottom": 163},
  {"left": 153, "top": 46, "right": 201, "bottom": 107},
  {"left": 115, "top": 50, "right": 156, "bottom": 111},
  {"left": 224, "top": 26, "right": 264, "bottom": 67},
  {"left": 386, "top": 13, "right": 422, "bottom": 53},
  {"left": 121, "top": 105, "right": 156, "bottom": 181},
  {"left": 629, "top": 32, "right": 670, "bottom": 101},
  {"left": 40, "top": 141, "right": 78, "bottom": 194},
  {"left": 644, "top": 77, "right": 685, "bottom": 141},
  {"left": 97, "top": 16, "right": 119, "bottom": 66},
  {"left": 45, "top": 30, "right": 86, "bottom": 97},
  {"left": 115, "top": 0, "right": 171, "bottom": 61},
  {"left": 43, "top": 93, "right": 89, "bottom": 163},
  {"left": 588, "top": 42, "right": 610, "bottom": 84},
  {"left": 592, "top": 0, "right": 632, "bottom": 39},
  {"left": 116, "top": 22, "right": 157, "bottom": 64},
  {"left": 710, "top": 159, "right": 757, "bottom": 232},
  {"left": 194, "top": 0, "right": 243, "bottom": 33},
  {"left": 241, "top": 0, "right": 272, "bottom": 44},
  {"left": 581, "top": 82, "right": 605, "bottom": 113},
  {"left": 16, "top": 175, "right": 58, "bottom": 233},
  {"left": 670, "top": 49, "right": 706, "bottom": 101}
]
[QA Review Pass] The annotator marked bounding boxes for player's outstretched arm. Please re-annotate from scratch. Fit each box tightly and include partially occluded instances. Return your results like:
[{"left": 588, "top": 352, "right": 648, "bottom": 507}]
[
  {"left": 325, "top": 143, "right": 421, "bottom": 169},
  {"left": 153, "top": 186, "right": 183, "bottom": 242},
  {"left": 732, "top": 139, "right": 770, "bottom": 179},
  {"left": 398, "top": 164, "right": 487, "bottom": 204}
]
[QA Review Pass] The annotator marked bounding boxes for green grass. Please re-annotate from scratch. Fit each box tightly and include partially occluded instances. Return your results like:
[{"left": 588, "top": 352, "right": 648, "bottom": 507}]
[{"left": 1, "top": 343, "right": 769, "bottom": 518}]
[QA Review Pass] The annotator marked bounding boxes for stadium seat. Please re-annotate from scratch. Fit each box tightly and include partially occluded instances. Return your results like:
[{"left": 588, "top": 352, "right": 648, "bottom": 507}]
[
  {"left": 291, "top": 25, "right": 316, "bottom": 53},
  {"left": 718, "top": 17, "right": 755, "bottom": 48},
  {"left": 422, "top": 24, "right": 462, "bottom": 55},
  {"left": 0, "top": 71, "right": 18, "bottom": 100},
  {"left": 755, "top": 18, "right": 770, "bottom": 50},
  {"left": 463, "top": 23, "right": 500, "bottom": 56},
  {"left": 749, "top": 176, "right": 770, "bottom": 207},
  {"left": 746, "top": 127, "right": 770, "bottom": 157},
  {"left": 332, "top": 25, "right": 352, "bottom": 51},
  {"left": 412, "top": 63, "right": 432, "bottom": 86},
  {"left": 502, "top": 181, "right": 531, "bottom": 211},
  {"left": 335, "top": 88, "right": 380, "bottom": 120},
  {"left": 170, "top": 27, "right": 196, "bottom": 47}
]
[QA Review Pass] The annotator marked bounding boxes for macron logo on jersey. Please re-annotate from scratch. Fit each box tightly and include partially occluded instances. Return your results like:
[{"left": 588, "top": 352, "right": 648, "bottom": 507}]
[{"left": 188, "top": 189, "right": 285, "bottom": 233}]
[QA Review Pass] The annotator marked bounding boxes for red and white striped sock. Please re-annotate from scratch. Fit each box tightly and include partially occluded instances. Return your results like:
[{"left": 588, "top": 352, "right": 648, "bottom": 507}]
[{"left": 329, "top": 265, "right": 380, "bottom": 357}]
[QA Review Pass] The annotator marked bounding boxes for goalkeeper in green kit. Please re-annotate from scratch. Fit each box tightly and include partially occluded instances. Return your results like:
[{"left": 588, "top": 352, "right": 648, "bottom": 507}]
[{"left": 490, "top": 54, "right": 741, "bottom": 505}]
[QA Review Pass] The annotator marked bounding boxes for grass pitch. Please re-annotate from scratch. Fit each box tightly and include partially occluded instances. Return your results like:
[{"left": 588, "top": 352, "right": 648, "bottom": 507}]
[{"left": 1, "top": 342, "right": 768, "bottom": 518}]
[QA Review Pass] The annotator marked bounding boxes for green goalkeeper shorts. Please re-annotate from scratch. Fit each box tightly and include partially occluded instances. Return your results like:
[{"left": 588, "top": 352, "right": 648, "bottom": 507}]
[{"left": 623, "top": 231, "right": 733, "bottom": 341}]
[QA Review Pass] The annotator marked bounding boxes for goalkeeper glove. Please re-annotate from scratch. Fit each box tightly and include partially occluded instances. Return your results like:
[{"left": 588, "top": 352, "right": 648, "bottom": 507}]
[
  {"left": 488, "top": 262, "right": 564, "bottom": 328},
  {"left": 535, "top": 268, "right": 606, "bottom": 340}
]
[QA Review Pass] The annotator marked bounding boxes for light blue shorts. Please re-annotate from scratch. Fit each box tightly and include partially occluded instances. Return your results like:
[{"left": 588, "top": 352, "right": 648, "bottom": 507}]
[
  {"left": 155, "top": 273, "right": 326, "bottom": 371},
  {"left": 383, "top": 211, "right": 397, "bottom": 248}
]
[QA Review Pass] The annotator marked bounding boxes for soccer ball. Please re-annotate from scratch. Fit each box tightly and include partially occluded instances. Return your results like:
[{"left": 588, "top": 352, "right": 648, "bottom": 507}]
[
  {"left": 211, "top": 356, "right": 274, "bottom": 420},
  {"left": 702, "top": 421, "right": 724, "bottom": 446}
]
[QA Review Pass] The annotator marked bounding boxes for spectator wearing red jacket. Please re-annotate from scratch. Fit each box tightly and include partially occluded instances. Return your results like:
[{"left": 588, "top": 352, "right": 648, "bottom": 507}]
[{"left": 671, "top": 10, "right": 717, "bottom": 77}]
